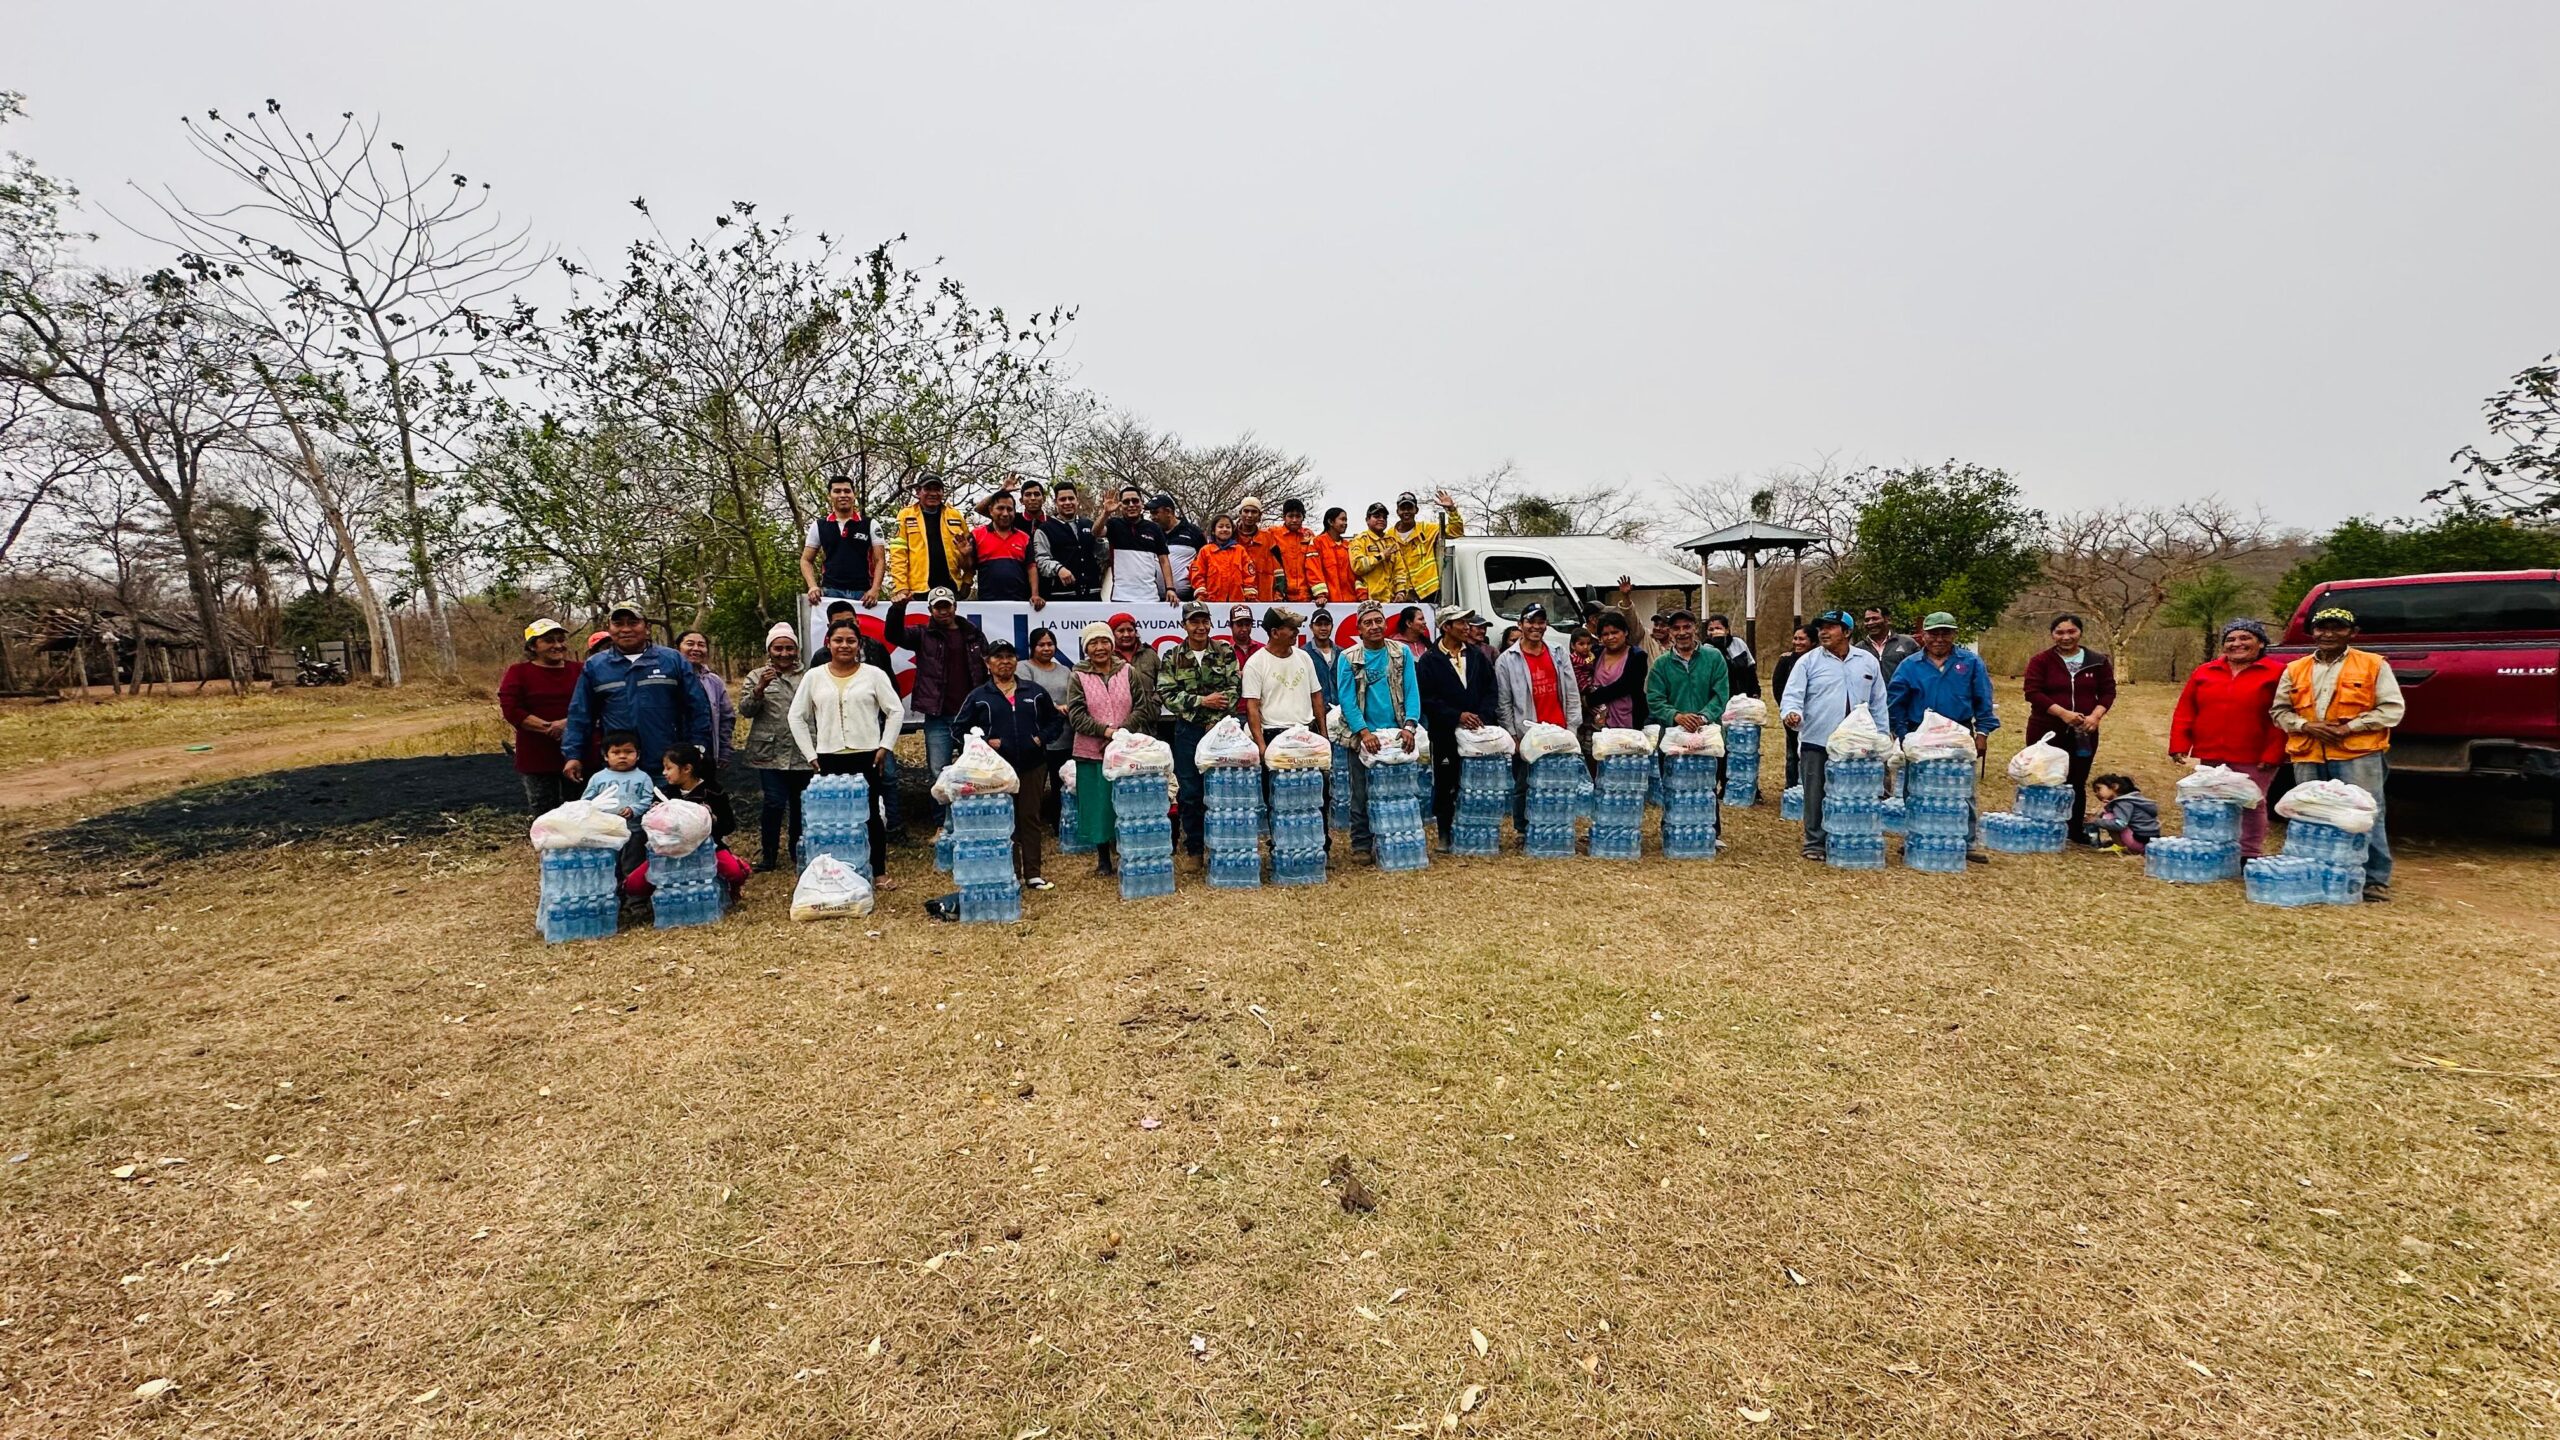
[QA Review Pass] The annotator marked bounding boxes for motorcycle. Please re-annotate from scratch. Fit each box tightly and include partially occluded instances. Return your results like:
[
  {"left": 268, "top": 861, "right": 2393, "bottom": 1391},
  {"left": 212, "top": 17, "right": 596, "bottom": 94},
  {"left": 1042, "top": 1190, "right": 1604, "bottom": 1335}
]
[{"left": 294, "top": 649, "right": 351, "bottom": 687}]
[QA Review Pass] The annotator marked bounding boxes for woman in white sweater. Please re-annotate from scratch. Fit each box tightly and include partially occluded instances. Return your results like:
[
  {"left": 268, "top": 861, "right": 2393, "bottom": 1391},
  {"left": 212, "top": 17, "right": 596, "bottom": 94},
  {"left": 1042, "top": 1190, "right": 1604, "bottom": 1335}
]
[{"left": 789, "top": 615, "right": 907, "bottom": 884}]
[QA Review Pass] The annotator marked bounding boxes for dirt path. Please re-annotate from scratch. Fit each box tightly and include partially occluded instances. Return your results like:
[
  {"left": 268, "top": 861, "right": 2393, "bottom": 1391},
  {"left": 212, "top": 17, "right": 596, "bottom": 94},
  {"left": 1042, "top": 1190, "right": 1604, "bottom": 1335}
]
[{"left": 0, "top": 704, "right": 483, "bottom": 812}]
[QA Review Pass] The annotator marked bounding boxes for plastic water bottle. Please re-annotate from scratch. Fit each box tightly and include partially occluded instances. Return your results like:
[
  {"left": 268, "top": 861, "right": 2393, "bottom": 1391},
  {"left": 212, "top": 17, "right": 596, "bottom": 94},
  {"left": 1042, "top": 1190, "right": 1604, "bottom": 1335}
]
[
  {"left": 1779, "top": 785, "right": 1803, "bottom": 822},
  {"left": 1722, "top": 723, "right": 1761, "bottom": 806},
  {"left": 2182, "top": 800, "right": 2240, "bottom": 847},
  {"left": 2014, "top": 784, "right": 2071, "bottom": 824},
  {"left": 538, "top": 846, "right": 620, "bottom": 942},
  {"left": 648, "top": 844, "right": 724, "bottom": 928}
]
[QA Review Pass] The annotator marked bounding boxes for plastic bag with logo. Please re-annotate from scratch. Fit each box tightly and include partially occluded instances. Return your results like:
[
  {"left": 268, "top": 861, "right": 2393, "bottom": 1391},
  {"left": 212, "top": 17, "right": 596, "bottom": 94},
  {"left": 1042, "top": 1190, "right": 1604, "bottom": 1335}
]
[
  {"left": 1591, "top": 726, "right": 1657, "bottom": 759},
  {"left": 2274, "top": 777, "right": 2378, "bottom": 833},
  {"left": 789, "top": 853, "right": 876, "bottom": 921},
  {"left": 949, "top": 727, "right": 1020, "bottom": 794},
  {"left": 1455, "top": 724, "right": 1516, "bottom": 758},
  {"left": 2007, "top": 735, "right": 2071, "bottom": 786},
  {"left": 2176, "top": 763, "right": 2265, "bottom": 809},
  {"left": 642, "top": 798, "right": 714, "bottom": 858},
  {"left": 1722, "top": 695, "right": 1768, "bottom": 727},
  {"left": 1102, "top": 727, "right": 1175, "bottom": 779},
  {"left": 1900, "top": 709, "right": 1977, "bottom": 763},
  {"left": 1823, "top": 708, "right": 1895, "bottom": 761},
  {"left": 1659, "top": 722, "right": 1727, "bottom": 757},
  {"left": 1263, "top": 724, "right": 1333, "bottom": 770},
  {"left": 1195, "top": 715, "right": 1263, "bottom": 769},
  {"left": 1518, "top": 721, "right": 1581, "bottom": 763}
]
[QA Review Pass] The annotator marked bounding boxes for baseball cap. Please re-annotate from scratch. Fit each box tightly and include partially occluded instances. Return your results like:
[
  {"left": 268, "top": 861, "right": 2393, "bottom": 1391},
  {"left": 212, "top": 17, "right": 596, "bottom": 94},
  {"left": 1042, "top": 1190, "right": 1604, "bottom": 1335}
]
[
  {"left": 606, "top": 599, "right": 646, "bottom": 620},
  {"left": 2311, "top": 605, "right": 2357, "bottom": 626},
  {"left": 1229, "top": 604, "right": 1254, "bottom": 623},
  {"left": 926, "top": 586, "right": 958, "bottom": 607},
  {"left": 1436, "top": 604, "right": 1479, "bottom": 628},
  {"left": 1923, "top": 611, "right": 1959, "bottom": 631},
  {"left": 1181, "top": 601, "right": 1211, "bottom": 621},
  {"left": 585, "top": 630, "right": 611, "bottom": 652},
  {"left": 1815, "top": 609, "right": 1854, "bottom": 630},
  {"left": 1396, "top": 489, "right": 1419, "bottom": 505},
  {"left": 1519, "top": 602, "right": 1548, "bottom": 622},
  {"left": 1149, "top": 493, "right": 1177, "bottom": 511},
  {"left": 521, "top": 617, "right": 565, "bottom": 642},
  {"left": 1659, "top": 606, "right": 1697, "bottom": 625},
  {"left": 1366, "top": 501, "right": 1390, "bottom": 518},
  {"left": 915, "top": 472, "right": 945, "bottom": 489},
  {"left": 1262, "top": 606, "right": 1303, "bottom": 631}
]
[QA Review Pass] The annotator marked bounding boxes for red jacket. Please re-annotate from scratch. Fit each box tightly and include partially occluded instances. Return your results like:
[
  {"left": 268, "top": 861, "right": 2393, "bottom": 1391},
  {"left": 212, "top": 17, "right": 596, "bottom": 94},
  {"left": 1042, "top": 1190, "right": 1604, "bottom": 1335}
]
[
  {"left": 2021, "top": 646, "right": 2117, "bottom": 746},
  {"left": 2170, "top": 656, "right": 2286, "bottom": 765},
  {"left": 498, "top": 660, "right": 580, "bottom": 775}
]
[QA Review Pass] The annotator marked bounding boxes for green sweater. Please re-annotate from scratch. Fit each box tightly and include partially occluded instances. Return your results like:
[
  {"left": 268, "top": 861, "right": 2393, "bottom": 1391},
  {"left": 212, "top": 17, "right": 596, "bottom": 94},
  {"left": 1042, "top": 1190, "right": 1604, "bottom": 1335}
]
[{"left": 1645, "top": 645, "right": 1732, "bottom": 727}]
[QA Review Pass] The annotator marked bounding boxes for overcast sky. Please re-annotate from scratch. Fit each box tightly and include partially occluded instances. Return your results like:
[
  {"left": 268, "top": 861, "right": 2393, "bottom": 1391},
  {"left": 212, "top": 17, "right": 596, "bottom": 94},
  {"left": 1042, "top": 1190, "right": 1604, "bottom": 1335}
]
[{"left": 16, "top": 2, "right": 2557, "bottom": 531}]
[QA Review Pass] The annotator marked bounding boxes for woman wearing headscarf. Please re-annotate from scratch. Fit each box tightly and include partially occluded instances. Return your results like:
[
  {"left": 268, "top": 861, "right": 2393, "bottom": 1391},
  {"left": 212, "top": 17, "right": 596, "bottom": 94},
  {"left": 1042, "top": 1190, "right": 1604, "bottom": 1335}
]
[
  {"left": 734, "top": 621, "right": 813, "bottom": 870},
  {"left": 1065, "top": 621, "right": 1161, "bottom": 876}
]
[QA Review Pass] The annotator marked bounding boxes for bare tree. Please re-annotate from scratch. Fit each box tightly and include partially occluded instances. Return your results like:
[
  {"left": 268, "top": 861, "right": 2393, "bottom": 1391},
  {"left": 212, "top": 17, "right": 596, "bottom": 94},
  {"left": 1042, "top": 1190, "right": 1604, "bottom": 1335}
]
[
  {"left": 1449, "top": 460, "right": 1658, "bottom": 542},
  {"left": 2034, "top": 498, "right": 2277, "bottom": 656},
  {"left": 0, "top": 386, "right": 99, "bottom": 565},
  {"left": 1672, "top": 454, "right": 1875, "bottom": 568},
  {"left": 1071, "top": 410, "right": 1316, "bottom": 523},
  {"left": 140, "top": 101, "right": 543, "bottom": 674}
]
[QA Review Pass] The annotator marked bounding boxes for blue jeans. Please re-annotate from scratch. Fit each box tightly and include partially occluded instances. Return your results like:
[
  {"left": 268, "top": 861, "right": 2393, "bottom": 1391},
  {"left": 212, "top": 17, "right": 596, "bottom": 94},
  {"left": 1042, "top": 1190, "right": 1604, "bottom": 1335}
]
[
  {"left": 1172, "top": 720, "right": 1208, "bottom": 853},
  {"left": 2291, "top": 753, "right": 2392, "bottom": 888},
  {"left": 924, "top": 716, "right": 958, "bottom": 826}
]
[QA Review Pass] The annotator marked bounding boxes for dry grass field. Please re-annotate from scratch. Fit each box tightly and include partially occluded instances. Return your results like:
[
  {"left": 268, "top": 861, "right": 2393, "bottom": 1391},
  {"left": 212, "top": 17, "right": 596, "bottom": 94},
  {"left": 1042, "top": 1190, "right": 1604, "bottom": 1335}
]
[{"left": 3, "top": 685, "right": 2555, "bottom": 1437}]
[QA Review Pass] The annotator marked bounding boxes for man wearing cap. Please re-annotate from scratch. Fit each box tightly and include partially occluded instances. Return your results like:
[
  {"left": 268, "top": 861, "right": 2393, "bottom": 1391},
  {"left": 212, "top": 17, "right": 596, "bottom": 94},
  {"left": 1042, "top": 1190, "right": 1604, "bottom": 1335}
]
[
  {"left": 1336, "top": 601, "right": 1424, "bottom": 859},
  {"left": 971, "top": 489, "right": 1044, "bottom": 607},
  {"left": 1887, "top": 612, "right": 1998, "bottom": 861},
  {"left": 801, "top": 472, "right": 886, "bottom": 607},
  {"left": 885, "top": 587, "right": 991, "bottom": 828},
  {"left": 735, "top": 621, "right": 814, "bottom": 870},
  {"left": 1149, "top": 494, "right": 1206, "bottom": 601},
  {"left": 1349, "top": 502, "right": 1399, "bottom": 601},
  {"left": 2169, "top": 617, "right": 2287, "bottom": 858},
  {"left": 1243, "top": 606, "right": 1328, "bottom": 750},
  {"left": 1225, "top": 604, "right": 1263, "bottom": 666},
  {"left": 1418, "top": 604, "right": 1499, "bottom": 848},
  {"left": 561, "top": 601, "right": 715, "bottom": 784},
  {"left": 2272, "top": 606, "right": 2405, "bottom": 900},
  {"left": 499, "top": 618, "right": 581, "bottom": 812},
  {"left": 886, "top": 472, "right": 973, "bottom": 601},
  {"left": 1779, "top": 610, "right": 1889, "bottom": 862},
  {"left": 1032, "top": 480, "right": 1099, "bottom": 602},
  {"left": 1311, "top": 506, "right": 1360, "bottom": 605},
  {"left": 1386, "top": 488, "right": 1465, "bottom": 601},
  {"left": 1100, "top": 485, "right": 1175, "bottom": 603},
  {"left": 1158, "top": 601, "right": 1244, "bottom": 859}
]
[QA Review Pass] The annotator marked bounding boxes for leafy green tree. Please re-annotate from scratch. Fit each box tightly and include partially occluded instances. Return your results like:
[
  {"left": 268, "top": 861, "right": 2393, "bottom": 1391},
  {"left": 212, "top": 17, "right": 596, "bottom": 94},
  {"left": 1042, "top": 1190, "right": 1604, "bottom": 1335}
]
[
  {"left": 2161, "top": 566, "right": 2255, "bottom": 654},
  {"left": 1827, "top": 461, "right": 2044, "bottom": 630},
  {"left": 2434, "top": 354, "right": 2559, "bottom": 517},
  {"left": 280, "top": 588, "right": 364, "bottom": 649},
  {"left": 2271, "top": 507, "right": 2560, "bottom": 617}
]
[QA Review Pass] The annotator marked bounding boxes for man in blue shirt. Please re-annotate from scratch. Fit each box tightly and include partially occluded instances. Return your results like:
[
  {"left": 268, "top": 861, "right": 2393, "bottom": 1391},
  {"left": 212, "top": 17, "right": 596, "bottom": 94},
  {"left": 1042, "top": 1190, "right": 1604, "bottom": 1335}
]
[
  {"left": 561, "top": 601, "right": 715, "bottom": 784},
  {"left": 1888, "top": 611, "right": 1999, "bottom": 862},
  {"left": 1334, "top": 602, "right": 1421, "bottom": 859},
  {"left": 1778, "top": 610, "right": 1889, "bottom": 861}
]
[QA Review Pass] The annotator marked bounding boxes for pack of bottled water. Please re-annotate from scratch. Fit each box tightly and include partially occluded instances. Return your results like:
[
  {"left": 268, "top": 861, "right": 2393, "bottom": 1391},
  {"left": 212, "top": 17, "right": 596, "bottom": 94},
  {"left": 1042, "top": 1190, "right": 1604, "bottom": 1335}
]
[
  {"left": 1204, "top": 766, "right": 1264, "bottom": 889},
  {"left": 1779, "top": 784, "right": 1803, "bottom": 822},
  {"left": 931, "top": 828, "right": 954, "bottom": 874},
  {"left": 1364, "top": 761, "right": 1431, "bottom": 872},
  {"left": 798, "top": 773, "right": 873, "bottom": 880},
  {"left": 2014, "top": 783, "right": 2072, "bottom": 824},
  {"left": 1901, "top": 789, "right": 1974, "bottom": 842},
  {"left": 2181, "top": 799, "right": 2241, "bottom": 848},
  {"left": 2143, "top": 834, "right": 2238, "bottom": 885},
  {"left": 1524, "top": 754, "right": 1583, "bottom": 858},
  {"left": 1879, "top": 795, "right": 1907, "bottom": 835},
  {"left": 1901, "top": 832, "right": 1968, "bottom": 873},
  {"left": 1905, "top": 756, "right": 1977, "bottom": 803},
  {"left": 1057, "top": 804, "right": 1095, "bottom": 855},
  {"left": 1454, "top": 755, "right": 1512, "bottom": 857},
  {"left": 2243, "top": 854, "right": 2324, "bottom": 906},
  {"left": 1112, "top": 774, "right": 1177, "bottom": 899},
  {"left": 1329, "top": 745, "right": 1356, "bottom": 832},
  {"left": 1267, "top": 768, "right": 1328, "bottom": 886},
  {"left": 1589, "top": 755, "right": 1650, "bottom": 860},
  {"left": 1823, "top": 758, "right": 1887, "bottom": 838},
  {"left": 1826, "top": 832, "right": 1886, "bottom": 870},
  {"left": 649, "top": 842, "right": 724, "bottom": 928},
  {"left": 2280, "top": 820, "right": 2368, "bottom": 868},
  {"left": 1659, "top": 754, "right": 1719, "bottom": 860},
  {"left": 1981, "top": 812, "right": 2066, "bottom": 853},
  {"left": 945, "top": 794, "right": 1021, "bottom": 921},
  {"left": 537, "top": 845, "right": 620, "bottom": 942},
  {"left": 1721, "top": 724, "right": 1761, "bottom": 806}
]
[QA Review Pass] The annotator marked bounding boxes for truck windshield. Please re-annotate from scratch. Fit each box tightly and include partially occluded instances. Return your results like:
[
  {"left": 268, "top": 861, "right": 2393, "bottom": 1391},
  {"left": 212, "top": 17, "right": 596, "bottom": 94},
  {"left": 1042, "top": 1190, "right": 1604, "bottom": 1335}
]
[
  {"left": 2327, "top": 578, "right": 2560, "bottom": 636},
  {"left": 1483, "top": 555, "right": 1576, "bottom": 625}
]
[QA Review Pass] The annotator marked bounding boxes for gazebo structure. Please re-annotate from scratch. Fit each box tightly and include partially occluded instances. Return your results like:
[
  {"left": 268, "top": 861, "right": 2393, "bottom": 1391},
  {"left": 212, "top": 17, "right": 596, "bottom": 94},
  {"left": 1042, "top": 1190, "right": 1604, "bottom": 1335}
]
[{"left": 1673, "top": 521, "right": 1822, "bottom": 659}]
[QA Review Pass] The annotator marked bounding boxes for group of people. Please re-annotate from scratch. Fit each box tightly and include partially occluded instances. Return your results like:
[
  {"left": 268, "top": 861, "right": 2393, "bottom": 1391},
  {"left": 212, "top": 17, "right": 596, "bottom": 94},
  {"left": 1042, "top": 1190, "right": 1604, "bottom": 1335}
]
[
  {"left": 496, "top": 475, "right": 2412, "bottom": 907},
  {"left": 796, "top": 469, "right": 1468, "bottom": 610}
]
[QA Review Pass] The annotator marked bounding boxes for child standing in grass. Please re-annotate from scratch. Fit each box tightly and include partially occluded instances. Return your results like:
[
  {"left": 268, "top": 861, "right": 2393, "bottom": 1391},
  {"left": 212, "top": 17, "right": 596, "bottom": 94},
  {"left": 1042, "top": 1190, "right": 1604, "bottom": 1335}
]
[{"left": 2086, "top": 773, "right": 2161, "bottom": 853}]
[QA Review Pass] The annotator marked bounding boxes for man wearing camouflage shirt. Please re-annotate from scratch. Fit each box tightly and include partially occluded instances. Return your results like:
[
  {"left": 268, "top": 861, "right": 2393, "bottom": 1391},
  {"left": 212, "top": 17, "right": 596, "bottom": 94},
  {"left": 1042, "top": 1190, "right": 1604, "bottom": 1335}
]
[{"left": 1158, "top": 601, "right": 1244, "bottom": 860}]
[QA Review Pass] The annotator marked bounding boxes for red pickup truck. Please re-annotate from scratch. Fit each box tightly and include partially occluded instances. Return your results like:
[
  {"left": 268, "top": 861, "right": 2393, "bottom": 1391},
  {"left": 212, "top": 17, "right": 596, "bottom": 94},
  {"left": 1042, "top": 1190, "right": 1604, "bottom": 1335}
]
[{"left": 2275, "top": 569, "right": 2560, "bottom": 831}]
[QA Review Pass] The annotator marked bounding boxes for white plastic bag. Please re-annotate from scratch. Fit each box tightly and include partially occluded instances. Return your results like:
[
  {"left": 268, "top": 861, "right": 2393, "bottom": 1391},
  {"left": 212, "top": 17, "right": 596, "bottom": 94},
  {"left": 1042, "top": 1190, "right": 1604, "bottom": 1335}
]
[
  {"left": 950, "top": 728, "right": 1020, "bottom": 794},
  {"left": 1660, "top": 722, "right": 1726, "bottom": 757},
  {"left": 1591, "top": 726, "right": 1656, "bottom": 759},
  {"left": 1823, "top": 708, "right": 1894, "bottom": 760},
  {"left": 1325, "top": 710, "right": 1354, "bottom": 748},
  {"left": 2177, "top": 763, "right": 2266, "bottom": 809},
  {"left": 1195, "top": 715, "right": 1262, "bottom": 769},
  {"left": 1723, "top": 695, "right": 1768, "bottom": 726},
  {"left": 1057, "top": 759, "right": 1076, "bottom": 796},
  {"left": 1102, "top": 727, "right": 1175, "bottom": 778},
  {"left": 1901, "top": 709, "right": 1977, "bottom": 762},
  {"left": 1358, "top": 727, "right": 1424, "bottom": 766},
  {"left": 1519, "top": 721, "right": 1580, "bottom": 763},
  {"left": 642, "top": 798, "right": 714, "bottom": 858},
  {"left": 529, "top": 799, "right": 630, "bottom": 850},
  {"left": 1263, "top": 724, "right": 1332, "bottom": 770},
  {"left": 2007, "top": 735, "right": 2071, "bottom": 786},
  {"left": 1455, "top": 724, "right": 1516, "bottom": 758},
  {"left": 789, "top": 853, "right": 875, "bottom": 921},
  {"left": 2275, "top": 778, "right": 2378, "bottom": 833}
]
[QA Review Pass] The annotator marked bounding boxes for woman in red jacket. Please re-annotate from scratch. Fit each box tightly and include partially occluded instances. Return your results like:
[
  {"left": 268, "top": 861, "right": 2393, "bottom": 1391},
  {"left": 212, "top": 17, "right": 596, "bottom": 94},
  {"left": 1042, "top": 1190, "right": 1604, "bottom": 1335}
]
[
  {"left": 2021, "top": 614, "right": 2116, "bottom": 844},
  {"left": 2168, "top": 617, "right": 2287, "bottom": 856}
]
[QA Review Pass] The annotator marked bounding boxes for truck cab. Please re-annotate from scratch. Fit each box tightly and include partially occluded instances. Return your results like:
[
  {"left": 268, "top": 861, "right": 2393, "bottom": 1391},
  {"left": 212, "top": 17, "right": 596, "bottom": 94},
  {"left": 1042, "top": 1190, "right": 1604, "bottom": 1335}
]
[
  {"left": 2275, "top": 570, "right": 2560, "bottom": 828},
  {"left": 1440, "top": 535, "right": 1705, "bottom": 639}
]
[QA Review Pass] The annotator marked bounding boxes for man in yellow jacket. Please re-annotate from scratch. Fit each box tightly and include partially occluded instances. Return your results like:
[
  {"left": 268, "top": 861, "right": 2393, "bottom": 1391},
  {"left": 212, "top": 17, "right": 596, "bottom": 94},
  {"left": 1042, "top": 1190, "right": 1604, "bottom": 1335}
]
[
  {"left": 2271, "top": 605, "right": 2405, "bottom": 900},
  {"left": 885, "top": 472, "right": 974, "bottom": 600},
  {"left": 1385, "top": 488, "right": 1463, "bottom": 600}
]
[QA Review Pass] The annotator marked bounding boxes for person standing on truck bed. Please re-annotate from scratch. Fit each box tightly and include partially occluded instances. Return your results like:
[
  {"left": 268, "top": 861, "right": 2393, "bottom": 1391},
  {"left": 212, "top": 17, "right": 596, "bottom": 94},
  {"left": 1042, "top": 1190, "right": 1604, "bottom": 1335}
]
[
  {"left": 2272, "top": 606, "right": 2405, "bottom": 901},
  {"left": 1385, "top": 489, "right": 1464, "bottom": 601},
  {"left": 801, "top": 473, "right": 886, "bottom": 607}
]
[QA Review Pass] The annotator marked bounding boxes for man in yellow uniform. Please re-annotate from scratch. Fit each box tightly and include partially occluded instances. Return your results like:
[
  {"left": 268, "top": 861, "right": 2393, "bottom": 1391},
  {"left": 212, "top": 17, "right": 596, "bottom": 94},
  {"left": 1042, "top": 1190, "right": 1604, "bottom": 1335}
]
[
  {"left": 1347, "top": 501, "right": 1399, "bottom": 601},
  {"left": 885, "top": 472, "right": 974, "bottom": 599},
  {"left": 2271, "top": 605, "right": 2405, "bottom": 901},
  {"left": 1384, "top": 488, "right": 1464, "bottom": 600}
]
